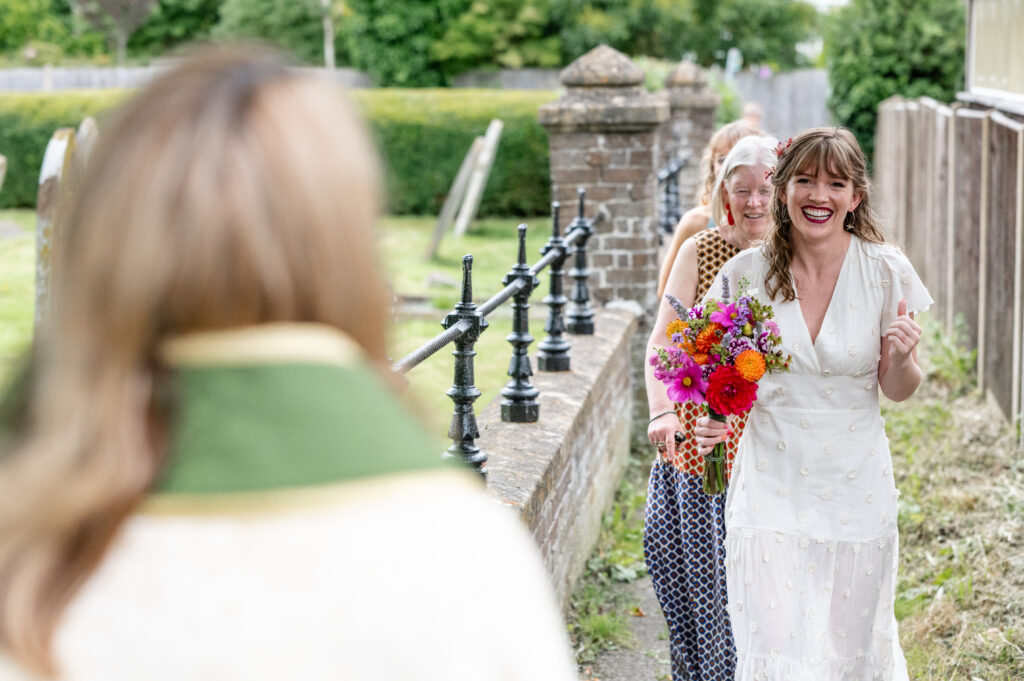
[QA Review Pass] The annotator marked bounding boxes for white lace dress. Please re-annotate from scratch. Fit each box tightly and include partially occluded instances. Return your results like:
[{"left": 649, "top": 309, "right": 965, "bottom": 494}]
[{"left": 706, "top": 235, "right": 932, "bottom": 681}]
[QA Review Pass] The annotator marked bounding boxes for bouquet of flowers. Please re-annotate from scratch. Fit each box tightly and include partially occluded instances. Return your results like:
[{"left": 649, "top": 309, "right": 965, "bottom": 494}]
[{"left": 650, "top": 275, "right": 790, "bottom": 494}]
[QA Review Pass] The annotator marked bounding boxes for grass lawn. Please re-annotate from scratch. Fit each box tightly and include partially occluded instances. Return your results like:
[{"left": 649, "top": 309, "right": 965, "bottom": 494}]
[{"left": 0, "top": 210, "right": 554, "bottom": 441}]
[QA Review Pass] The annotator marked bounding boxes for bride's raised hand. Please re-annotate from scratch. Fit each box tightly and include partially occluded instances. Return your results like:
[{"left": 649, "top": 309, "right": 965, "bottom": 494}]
[{"left": 883, "top": 298, "right": 921, "bottom": 363}]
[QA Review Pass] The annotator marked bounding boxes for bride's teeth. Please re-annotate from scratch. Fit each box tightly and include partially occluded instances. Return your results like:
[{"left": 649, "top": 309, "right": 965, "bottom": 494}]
[{"left": 804, "top": 208, "right": 831, "bottom": 218}]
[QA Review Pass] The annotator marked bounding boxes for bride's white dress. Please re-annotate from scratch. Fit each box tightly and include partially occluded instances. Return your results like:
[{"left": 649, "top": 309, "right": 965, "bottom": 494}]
[{"left": 707, "top": 235, "right": 932, "bottom": 681}]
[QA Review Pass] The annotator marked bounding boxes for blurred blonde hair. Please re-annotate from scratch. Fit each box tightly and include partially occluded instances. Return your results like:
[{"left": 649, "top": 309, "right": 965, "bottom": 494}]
[
  {"left": 764, "top": 127, "right": 888, "bottom": 301},
  {"left": 697, "top": 120, "right": 762, "bottom": 205},
  {"left": 0, "top": 45, "right": 388, "bottom": 675}
]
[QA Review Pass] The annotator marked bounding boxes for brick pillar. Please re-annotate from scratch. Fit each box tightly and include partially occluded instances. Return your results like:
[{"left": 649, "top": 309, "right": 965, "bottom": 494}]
[
  {"left": 661, "top": 61, "right": 719, "bottom": 212},
  {"left": 539, "top": 44, "right": 668, "bottom": 449}
]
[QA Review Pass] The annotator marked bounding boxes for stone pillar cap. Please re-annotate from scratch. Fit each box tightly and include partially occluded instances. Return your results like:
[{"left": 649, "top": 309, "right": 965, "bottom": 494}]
[
  {"left": 540, "top": 44, "right": 667, "bottom": 133},
  {"left": 665, "top": 60, "right": 706, "bottom": 88},
  {"left": 664, "top": 60, "right": 719, "bottom": 111},
  {"left": 560, "top": 45, "right": 645, "bottom": 88}
]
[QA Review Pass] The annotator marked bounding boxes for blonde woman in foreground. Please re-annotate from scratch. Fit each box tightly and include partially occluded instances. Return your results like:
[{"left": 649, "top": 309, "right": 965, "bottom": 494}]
[{"left": 0, "top": 46, "right": 577, "bottom": 681}]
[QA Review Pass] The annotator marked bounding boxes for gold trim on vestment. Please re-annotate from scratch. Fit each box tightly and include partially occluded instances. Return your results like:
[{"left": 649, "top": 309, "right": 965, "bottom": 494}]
[
  {"left": 141, "top": 469, "right": 482, "bottom": 516},
  {"left": 158, "top": 323, "right": 361, "bottom": 367}
]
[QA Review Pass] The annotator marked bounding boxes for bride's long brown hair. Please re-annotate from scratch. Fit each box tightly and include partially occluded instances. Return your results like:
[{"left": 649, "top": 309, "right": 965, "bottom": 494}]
[
  {"left": 764, "top": 127, "right": 888, "bottom": 301},
  {"left": 0, "top": 46, "right": 388, "bottom": 675}
]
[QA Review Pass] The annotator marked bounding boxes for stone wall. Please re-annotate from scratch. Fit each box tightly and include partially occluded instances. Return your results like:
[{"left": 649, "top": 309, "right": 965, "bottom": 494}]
[
  {"left": 484, "top": 306, "right": 638, "bottom": 606},
  {"left": 660, "top": 62, "right": 719, "bottom": 212}
]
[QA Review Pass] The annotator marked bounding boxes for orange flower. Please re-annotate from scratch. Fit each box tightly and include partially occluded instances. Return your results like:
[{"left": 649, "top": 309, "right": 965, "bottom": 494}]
[
  {"left": 665, "top": 319, "right": 688, "bottom": 339},
  {"left": 696, "top": 323, "right": 723, "bottom": 353},
  {"left": 735, "top": 349, "right": 767, "bottom": 382},
  {"left": 693, "top": 352, "right": 710, "bottom": 365}
]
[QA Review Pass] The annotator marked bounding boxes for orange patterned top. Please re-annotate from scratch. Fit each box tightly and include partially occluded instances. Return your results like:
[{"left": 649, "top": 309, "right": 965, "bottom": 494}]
[{"left": 661, "top": 227, "right": 748, "bottom": 478}]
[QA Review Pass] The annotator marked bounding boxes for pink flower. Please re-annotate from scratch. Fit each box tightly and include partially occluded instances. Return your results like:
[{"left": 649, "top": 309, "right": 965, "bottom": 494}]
[
  {"left": 710, "top": 302, "right": 739, "bottom": 330},
  {"left": 666, "top": 355, "right": 707, "bottom": 404}
]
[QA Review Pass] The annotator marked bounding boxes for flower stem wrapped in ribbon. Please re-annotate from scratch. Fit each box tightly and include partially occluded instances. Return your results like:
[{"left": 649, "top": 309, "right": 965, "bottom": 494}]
[{"left": 651, "top": 275, "right": 790, "bottom": 494}]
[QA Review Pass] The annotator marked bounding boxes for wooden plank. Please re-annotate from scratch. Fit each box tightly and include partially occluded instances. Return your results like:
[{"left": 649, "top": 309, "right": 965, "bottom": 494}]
[
  {"left": 946, "top": 104, "right": 960, "bottom": 334},
  {"left": 911, "top": 100, "right": 935, "bottom": 287},
  {"left": 873, "top": 98, "right": 899, "bottom": 234},
  {"left": 977, "top": 112, "right": 991, "bottom": 391},
  {"left": 929, "top": 102, "right": 952, "bottom": 323},
  {"left": 1015, "top": 118, "right": 1024, "bottom": 425},
  {"left": 951, "top": 108, "right": 986, "bottom": 352},
  {"left": 981, "top": 112, "right": 1022, "bottom": 419}
]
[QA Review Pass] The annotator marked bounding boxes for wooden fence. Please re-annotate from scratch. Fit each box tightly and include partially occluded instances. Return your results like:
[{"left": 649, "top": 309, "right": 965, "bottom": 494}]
[{"left": 875, "top": 95, "right": 1024, "bottom": 428}]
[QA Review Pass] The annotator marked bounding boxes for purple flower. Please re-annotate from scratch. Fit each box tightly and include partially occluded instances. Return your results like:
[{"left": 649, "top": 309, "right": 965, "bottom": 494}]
[
  {"left": 726, "top": 335, "right": 756, "bottom": 361},
  {"left": 711, "top": 302, "right": 739, "bottom": 330},
  {"left": 734, "top": 297, "right": 753, "bottom": 325},
  {"left": 764, "top": 320, "right": 780, "bottom": 337},
  {"left": 670, "top": 332, "right": 685, "bottom": 345},
  {"left": 664, "top": 294, "right": 688, "bottom": 320},
  {"left": 689, "top": 304, "right": 705, "bottom": 321}
]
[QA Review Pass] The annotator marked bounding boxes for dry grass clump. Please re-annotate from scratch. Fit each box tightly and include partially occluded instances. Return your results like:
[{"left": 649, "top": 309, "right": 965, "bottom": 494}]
[{"left": 889, "top": 320, "right": 1024, "bottom": 679}]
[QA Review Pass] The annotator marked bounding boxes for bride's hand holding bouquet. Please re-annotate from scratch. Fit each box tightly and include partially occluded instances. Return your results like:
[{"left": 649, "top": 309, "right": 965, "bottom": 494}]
[{"left": 650, "top": 275, "right": 790, "bottom": 493}]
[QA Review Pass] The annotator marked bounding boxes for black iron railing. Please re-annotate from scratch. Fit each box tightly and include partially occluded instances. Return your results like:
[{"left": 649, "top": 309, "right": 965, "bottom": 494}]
[
  {"left": 392, "top": 188, "right": 596, "bottom": 476},
  {"left": 657, "top": 157, "right": 685, "bottom": 242}
]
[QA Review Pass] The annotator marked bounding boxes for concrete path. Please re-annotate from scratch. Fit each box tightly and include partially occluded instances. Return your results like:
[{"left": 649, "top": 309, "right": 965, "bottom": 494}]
[{"left": 580, "top": 575, "right": 672, "bottom": 681}]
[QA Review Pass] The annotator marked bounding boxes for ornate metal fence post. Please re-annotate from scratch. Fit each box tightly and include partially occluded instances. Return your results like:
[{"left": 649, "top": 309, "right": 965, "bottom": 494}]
[
  {"left": 538, "top": 202, "right": 571, "bottom": 371},
  {"left": 500, "top": 224, "right": 541, "bottom": 422},
  {"left": 566, "top": 188, "right": 595, "bottom": 335},
  {"left": 443, "top": 255, "right": 488, "bottom": 474}
]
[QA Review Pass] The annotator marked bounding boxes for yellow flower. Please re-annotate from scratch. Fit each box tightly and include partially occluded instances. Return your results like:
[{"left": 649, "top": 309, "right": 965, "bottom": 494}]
[
  {"left": 735, "top": 349, "right": 766, "bottom": 382},
  {"left": 665, "top": 319, "right": 688, "bottom": 340}
]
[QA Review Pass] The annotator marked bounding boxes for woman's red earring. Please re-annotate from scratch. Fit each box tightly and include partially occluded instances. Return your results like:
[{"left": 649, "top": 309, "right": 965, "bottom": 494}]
[{"left": 726, "top": 202, "right": 735, "bottom": 226}]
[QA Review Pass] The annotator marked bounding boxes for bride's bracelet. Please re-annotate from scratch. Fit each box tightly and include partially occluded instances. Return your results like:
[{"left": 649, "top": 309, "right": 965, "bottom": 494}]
[{"left": 648, "top": 410, "right": 677, "bottom": 425}]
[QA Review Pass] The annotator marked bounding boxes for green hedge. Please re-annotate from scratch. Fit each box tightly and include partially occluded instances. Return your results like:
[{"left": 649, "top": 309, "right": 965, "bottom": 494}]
[
  {"left": 0, "top": 90, "right": 126, "bottom": 209},
  {"left": 0, "top": 88, "right": 557, "bottom": 216}
]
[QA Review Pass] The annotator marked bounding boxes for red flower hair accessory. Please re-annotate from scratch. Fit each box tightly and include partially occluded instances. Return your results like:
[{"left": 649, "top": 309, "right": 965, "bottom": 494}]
[{"left": 774, "top": 137, "right": 793, "bottom": 159}]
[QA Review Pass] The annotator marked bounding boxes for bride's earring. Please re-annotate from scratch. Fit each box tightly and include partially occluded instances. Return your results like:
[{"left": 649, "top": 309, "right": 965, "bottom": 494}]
[{"left": 844, "top": 210, "right": 855, "bottom": 232}]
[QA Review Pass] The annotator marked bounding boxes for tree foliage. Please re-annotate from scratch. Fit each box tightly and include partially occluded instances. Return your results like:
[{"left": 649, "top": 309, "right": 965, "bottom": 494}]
[
  {"left": 5, "top": 0, "right": 823, "bottom": 82},
  {"left": 432, "top": 0, "right": 562, "bottom": 74},
  {"left": 825, "top": 0, "right": 965, "bottom": 160},
  {"left": 1, "top": 0, "right": 67, "bottom": 53},
  {"left": 342, "top": 0, "right": 468, "bottom": 86},
  {"left": 212, "top": 0, "right": 326, "bottom": 65},
  {"left": 129, "top": 0, "right": 221, "bottom": 55}
]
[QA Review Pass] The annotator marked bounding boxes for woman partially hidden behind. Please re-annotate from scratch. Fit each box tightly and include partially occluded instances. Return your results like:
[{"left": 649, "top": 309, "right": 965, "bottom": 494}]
[{"left": 696, "top": 128, "right": 931, "bottom": 680}]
